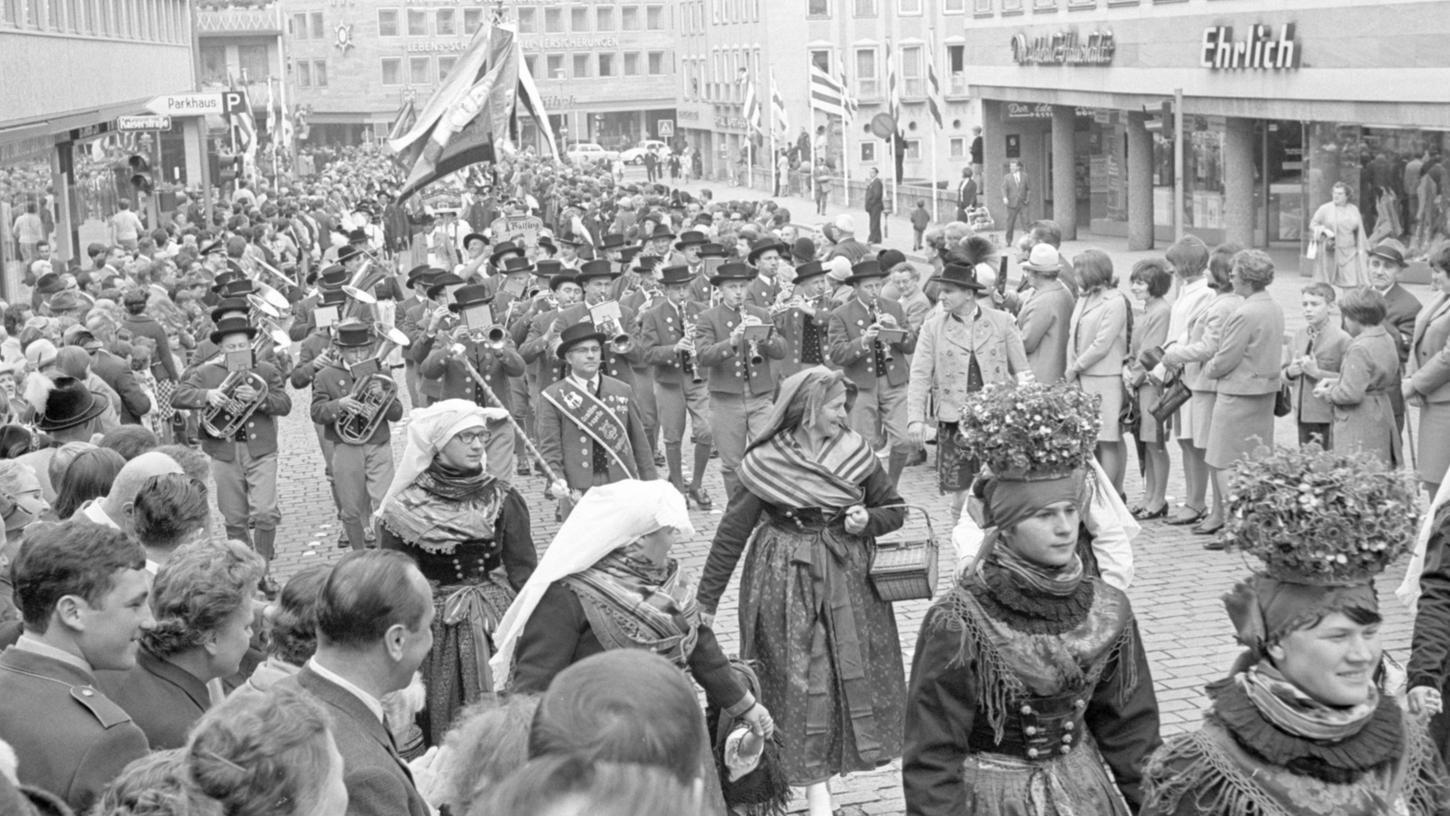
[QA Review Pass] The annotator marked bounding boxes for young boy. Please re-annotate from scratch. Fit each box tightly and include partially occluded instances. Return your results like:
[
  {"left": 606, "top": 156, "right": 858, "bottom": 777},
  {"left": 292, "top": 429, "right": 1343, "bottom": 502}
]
[
  {"left": 910, "top": 199, "right": 931, "bottom": 251},
  {"left": 1284, "top": 282, "right": 1350, "bottom": 447}
]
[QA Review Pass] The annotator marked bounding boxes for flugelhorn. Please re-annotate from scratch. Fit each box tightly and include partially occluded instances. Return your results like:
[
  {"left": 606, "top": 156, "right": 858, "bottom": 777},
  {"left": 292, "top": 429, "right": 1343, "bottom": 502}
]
[
  {"left": 335, "top": 326, "right": 410, "bottom": 445},
  {"left": 202, "top": 366, "right": 269, "bottom": 438},
  {"left": 247, "top": 294, "right": 293, "bottom": 354}
]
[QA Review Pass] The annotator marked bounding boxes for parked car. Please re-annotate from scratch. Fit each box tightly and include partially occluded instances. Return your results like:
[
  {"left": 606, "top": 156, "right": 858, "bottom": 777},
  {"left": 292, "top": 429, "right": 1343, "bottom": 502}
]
[
  {"left": 621, "top": 140, "right": 673, "bottom": 165},
  {"left": 566, "top": 142, "right": 620, "bottom": 164}
]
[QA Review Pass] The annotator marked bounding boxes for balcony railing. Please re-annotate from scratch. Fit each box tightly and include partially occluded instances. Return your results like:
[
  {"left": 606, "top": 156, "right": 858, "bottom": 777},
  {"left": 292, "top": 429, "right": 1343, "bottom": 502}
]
[{"left": 196, "top": 4, "right": 283, "bottom": 35}]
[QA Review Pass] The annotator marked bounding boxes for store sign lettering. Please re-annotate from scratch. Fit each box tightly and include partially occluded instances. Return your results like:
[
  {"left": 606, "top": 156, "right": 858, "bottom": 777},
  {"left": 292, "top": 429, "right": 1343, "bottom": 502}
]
[
  {"left": 523, "top": 36, "right": 619, "bottom": 50},
  {"left": 677, "top": 110, "right": 701, "bottom": 122},
  {"left": 1005, "top": 103, "right": 1093, "bottom": 120},
  {"left": 1010, "top": 30, "right": 1115, "bottom": 66},
  {"left": 1201, "top": 23, "right": 1300, "bottom": 70}
]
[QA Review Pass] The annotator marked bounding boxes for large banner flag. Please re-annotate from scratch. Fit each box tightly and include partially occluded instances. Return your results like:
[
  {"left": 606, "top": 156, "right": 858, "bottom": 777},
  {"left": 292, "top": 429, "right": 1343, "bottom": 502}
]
[
  {"left": 926, "top": 33, "right": 945, "bottom": 130},
  {"left": 739, "top": 68, "right": 761, "bottom": 134},
  {"left": 769, "top": 69, "right": 789, "bottom": 141},
  {"left": 886, "top": 42, "right": 902, "bottom": 127},
  {"left": 388, "top": 23, "right": 558, "bottom": 201},
  {"left": 808, "top": 64, "right": 851, "bottom": 121}
]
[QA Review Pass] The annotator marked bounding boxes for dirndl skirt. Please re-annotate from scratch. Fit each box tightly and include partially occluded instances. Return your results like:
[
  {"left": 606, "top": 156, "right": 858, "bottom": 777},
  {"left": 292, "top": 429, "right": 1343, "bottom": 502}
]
[
  {"left": 936, "top": 421, "right": 977, "bottom": 493},
  {"left": 419, "top": 572, "right": 516, "bottom": 745},
  {"left": 1079, "top": 375, "right": 1122, "bottom": 443},
  {"left": 1204, "top": 392, "right": 1275, "bottom": 470},
  {"left": 959, "top": 739, "right": 1130, "bottom": 816},
  {"left": 1419, "top": 402, "right": 1450, "bottom": 486}
]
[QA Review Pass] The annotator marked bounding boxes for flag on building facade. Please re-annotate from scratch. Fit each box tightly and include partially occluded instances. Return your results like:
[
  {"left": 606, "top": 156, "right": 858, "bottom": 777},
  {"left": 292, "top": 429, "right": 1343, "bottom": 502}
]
[
  {"left": 926, "top": 33, "right": 945, "bottom": 129},
  {"left": 808, "top": 64, "right": 856, "bottom": 122},
  {"left": 769, "top": 69, "right": 788, "bottom": 140},
  {"left": 739, "top": 68, "right": 761, "bottom": 134},
  {"left": 388, "top": 22, "right": 558, "bottom": 201},
  {"left": 886, "top": 42, "right": 902, "bottom": 127}
]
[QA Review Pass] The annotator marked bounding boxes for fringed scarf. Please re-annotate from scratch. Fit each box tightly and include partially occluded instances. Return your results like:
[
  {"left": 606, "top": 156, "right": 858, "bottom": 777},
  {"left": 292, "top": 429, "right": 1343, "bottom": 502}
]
[
  {"left": 564, "top": 551, "right": 701, "bottom": 669},
  {"left": 736, "top": 427, "right": 874, "bottom": 510},
  {"left": 379, "top": 461, "right": 503, "bottom": 555},
  {"left": 1239, "top": 664, "right": 1382, "bottom": 743}
]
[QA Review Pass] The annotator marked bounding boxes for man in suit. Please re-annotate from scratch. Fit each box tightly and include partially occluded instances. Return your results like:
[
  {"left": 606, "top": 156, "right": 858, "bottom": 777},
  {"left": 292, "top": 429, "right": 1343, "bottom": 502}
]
[
  {"left": 538, "top": 323, "right": 656, "bottom": 514},
  {"left": 1015, "top": 243, "right": 1075, "bottom": 384},
  {"left": 0, "top": 520, "right": 152, "bottom": 812},
  {"left": 64, "top": 325, "right": 150, "bottom": 424},
  {"left": 955, "top": 167, "right": 978, "bottom": 223},
  {"left": 828, "top": 259, "right": 918, "bottom": 487},
  {"left": 287, "top": 550, "right": 433, "bottom": 816},
  {"left": 417, "top": 284, "right": 525, "bottom": 480},
  {"left": 695, "top": 261, "right": 787, "bottom": 499},
  {"left": 865, "top": 168, "right": 885, "bottom": 245},
  {"left": 1367, "top": 239, "right": 1423, "bottom": 431},
  {"left": 172, "top": 315, "right": 293, "bottom": 561},
  {"left": 1001, "top": 159, "right": 1031, "bottom": 243}
]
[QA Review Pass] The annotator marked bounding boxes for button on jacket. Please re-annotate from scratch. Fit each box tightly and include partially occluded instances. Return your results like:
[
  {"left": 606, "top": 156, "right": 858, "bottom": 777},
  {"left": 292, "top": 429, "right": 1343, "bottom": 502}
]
[
  {"left": 908, "top": 306, "right": 1029, "bottom": 425},
  {"left": 639, "top": 298, "right": 707, "bottom": 386},
  {"left": 827, "top": 297, "right": 917, "bottom": 389},
  {"left": 174, "top": 359, "right": 292, "bottom": 462},
  {"left": 694, "top": 303, "right": 786, "bottom": 395}
]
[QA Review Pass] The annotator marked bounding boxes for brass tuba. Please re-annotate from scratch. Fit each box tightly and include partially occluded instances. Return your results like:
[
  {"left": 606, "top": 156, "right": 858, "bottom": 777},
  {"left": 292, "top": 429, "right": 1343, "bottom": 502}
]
[
  {"left": 202, "top": 362, "right": 270, "bottom": 439},
  {"left": 335, "top": 326, "right": 411, "bottom": 444}
]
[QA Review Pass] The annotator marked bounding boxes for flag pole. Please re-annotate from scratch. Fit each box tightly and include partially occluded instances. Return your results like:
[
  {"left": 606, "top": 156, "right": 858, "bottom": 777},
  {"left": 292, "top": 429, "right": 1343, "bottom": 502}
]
[
  {"left": 809, "top": 96, "right": 817, "bottom": 205},
  {"left": 930, "top": 123, "right": 939, "bottom": 224},
  {"left": 840, "top": 111, "right": 849, "bottom": 211}
]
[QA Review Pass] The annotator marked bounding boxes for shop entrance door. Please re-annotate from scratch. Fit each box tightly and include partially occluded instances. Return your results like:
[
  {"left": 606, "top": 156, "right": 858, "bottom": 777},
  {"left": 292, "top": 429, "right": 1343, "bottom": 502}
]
[{"left": 1260, "top": 120, "right": 1306, "bottom": 248}]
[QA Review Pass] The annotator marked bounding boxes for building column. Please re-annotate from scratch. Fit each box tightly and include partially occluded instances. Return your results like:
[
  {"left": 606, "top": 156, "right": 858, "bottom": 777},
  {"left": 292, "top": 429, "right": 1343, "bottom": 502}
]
[
  {"left": 1051, "top": 105, "right": 1077, "bottom": 241},
  {"left": 1127, "top": 112, "right": 1153, "bottom": 251},
  {"left": 982, "top": 100, "right": 1007, "bottom": 230},
  {"left": 1223, "top": 116, "right": 1256, "bottom": 247}
]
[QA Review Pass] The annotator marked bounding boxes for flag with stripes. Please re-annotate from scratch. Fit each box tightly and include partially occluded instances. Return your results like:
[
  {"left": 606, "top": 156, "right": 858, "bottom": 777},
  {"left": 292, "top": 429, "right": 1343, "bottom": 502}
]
[
  {"left": 228, "top": 75, "right": 256, "bottom": 154},
  {"left": 809, "top": 64, "right": 855, "bottom": 122},
  {"left": 926, "top": 33, "right": 945, "bottom": 129},
  {"left": 738, "top": 68, "right": 761, "bottom": 134},
  {"left": 886, "top": 42, "right": 902, "bottom": 127},
  {"left": 841, "top": 68, "right": 859, "bottom": 122},
  {"left": 769, "top": 69, "right": 788, "bottom": 140}
]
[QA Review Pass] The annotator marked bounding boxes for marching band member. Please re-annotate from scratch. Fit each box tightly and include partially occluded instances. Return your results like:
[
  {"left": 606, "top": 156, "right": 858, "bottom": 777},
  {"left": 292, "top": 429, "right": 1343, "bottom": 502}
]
[
  {"left": 640, "top": 264, "right": 714, "bottom": 510},
  {"left": 548, "top": 259, "right": 642, "bottom": 393},
  {"left": 828, "top": 259, "right": 919, "bottom": 488},
  {"left": 622, "top": 254, "right": 665, "bottom": 465},
  {"left": 172, "top": 314, "right": 292, "bottom": 561},
  {"left": 671, "top": 230, "right": 713, "bottom": 303},
  {"left": 418, "top": 283, "right": 526, "bottom": 481},
  {"left": 288, "top": 265, "right": 349, "bottom": 342},
  {"left": 773, "top": 260, "right": 834, "bottom": 381},
  {"left": 695, "top": 261, "right": 787, "bottom": 500},
  {"left": 457, "top": 231, "right": 489, "bottom": 279},
  {"left": 399, "top": 264, "right": 440, "bottom": 407},
  {"left": 412, "top": 272, "right": 466, "bottom": 409},
  {"left": 538, "top": 322, "right": 657, "bottom": 517},
  {"left": 520, "top": 266, "right": 582, "bottom": 411},
  {"left": 309, "top": 319, "right": 404, "bottom": 551},
  {"left": 745, "top": 236, "right": 787, "bottom": 310}
]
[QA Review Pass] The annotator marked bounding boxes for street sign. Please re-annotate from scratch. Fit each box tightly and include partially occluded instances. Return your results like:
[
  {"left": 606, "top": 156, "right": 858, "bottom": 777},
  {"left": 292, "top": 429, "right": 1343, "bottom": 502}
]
[
  {"left": 144, "top": 91, "right": 249, "bottom": 117},
  {"left": 117, "top": 115, "right": 172, "bottom": 132},
  {"left": 657, "top": 120, "right": 675, "bottom": 138}
]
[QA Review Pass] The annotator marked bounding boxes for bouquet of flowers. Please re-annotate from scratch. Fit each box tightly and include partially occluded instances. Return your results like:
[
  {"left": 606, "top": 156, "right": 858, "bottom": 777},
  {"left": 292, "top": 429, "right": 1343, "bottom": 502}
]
[
  {"left": 957, "top": 383, "right": 1100, "bottom": 479},
  {"left": 1224, "top": 443, "right": 1420, "bottom": 586}
]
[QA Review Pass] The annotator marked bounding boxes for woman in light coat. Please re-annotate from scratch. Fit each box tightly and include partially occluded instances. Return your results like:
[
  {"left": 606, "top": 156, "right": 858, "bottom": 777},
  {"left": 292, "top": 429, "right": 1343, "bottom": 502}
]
[
  {"left": 1318, "top": 287, "right": 1402, "bottom": 466},
  {"left": 1065, "top": 249, "right": 1130, "bottom": 493},
  {"left": 1405, "top": 246, "right": 1450, "bottom": 493}
]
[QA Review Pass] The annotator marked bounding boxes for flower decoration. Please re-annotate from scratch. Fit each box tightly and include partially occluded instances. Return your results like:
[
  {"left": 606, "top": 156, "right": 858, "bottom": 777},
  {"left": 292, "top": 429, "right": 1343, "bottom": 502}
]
[
  {"left": 956, "top": 382, "right": 1101, "bottom": 479},
  {"left": 1224, "top": 442, "right": 1420, "bottom": 586}
]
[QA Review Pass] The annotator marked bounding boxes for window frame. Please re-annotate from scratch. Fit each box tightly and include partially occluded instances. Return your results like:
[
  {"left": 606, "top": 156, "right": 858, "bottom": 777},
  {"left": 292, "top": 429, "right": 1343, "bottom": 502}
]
[
  {"left": 381, "top": 57, "right": 402, "bottom": 86},
  {"left": 406, "top": 8, "right": 427, "bottom": 37},
  {"left": 409, "top": 55, "right": 432, "bottom": 85},
  {"left": 854, "top": 46, "right": 879, "bottom": 99},
  {"left": 377, "top": 9, "right": 398, "bottom": 37},
  {"left": 435, "top": 8, "right": 455, "bottom": 36}
]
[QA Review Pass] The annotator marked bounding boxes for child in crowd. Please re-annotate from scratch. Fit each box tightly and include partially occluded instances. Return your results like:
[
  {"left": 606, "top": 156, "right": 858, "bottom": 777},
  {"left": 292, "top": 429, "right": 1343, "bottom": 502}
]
[{"left": 909, "top": 199, "right": 931, "bottom": 251}]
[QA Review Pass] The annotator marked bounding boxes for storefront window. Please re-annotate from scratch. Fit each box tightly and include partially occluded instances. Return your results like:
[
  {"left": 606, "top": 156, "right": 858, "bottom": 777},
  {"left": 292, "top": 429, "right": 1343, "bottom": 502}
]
[{"left": 1303, "top": 124, "right": 1449, "bottom": 255}]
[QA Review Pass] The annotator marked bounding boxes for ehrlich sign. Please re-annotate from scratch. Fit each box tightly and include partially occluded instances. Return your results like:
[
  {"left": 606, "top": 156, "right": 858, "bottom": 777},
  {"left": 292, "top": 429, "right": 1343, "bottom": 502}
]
[{"left": 1201, "top": 23, "right": 1301, "bottom": 70}]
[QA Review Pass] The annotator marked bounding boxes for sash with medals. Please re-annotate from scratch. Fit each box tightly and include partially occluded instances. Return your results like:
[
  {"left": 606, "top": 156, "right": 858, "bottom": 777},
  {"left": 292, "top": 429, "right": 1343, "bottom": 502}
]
[{"left": 542, "top": 378, "right": 637, "bottom": 478}]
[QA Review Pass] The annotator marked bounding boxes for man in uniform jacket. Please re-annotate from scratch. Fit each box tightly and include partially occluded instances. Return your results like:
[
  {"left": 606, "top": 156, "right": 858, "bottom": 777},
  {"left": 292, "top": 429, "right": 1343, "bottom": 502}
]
[
  {"left": 520, "top": 269, "right": 583, "bottom": 414},
  {"left": 865, "top": 168, "right": 885, "bottom": 245},
  {"left": 397, "top": 265, "right": 440, "bottom": 407},
  {"left": 548, "top": 259, "right": 644, "bottom": 393},
  {"left": 640, "top": 264, "right": 714, "bottom": 509},
  {"left": 418, "top": 284, "right": 526, "bottom": 480},
  {"left": 538, "top": 322, "right": 656, "bottom": 512},
  {"left": 0, "top": 520, "right": 152, "bottom": 813},
  {"left": 829, "top": 259, "right": 918, "bottom": 487},
  {"left": 286, "top": 551, "right": 433, "bottom": 816},
  {"left": 406, "top": 273, "right": 466, "bottom": 409},
  {"left": 1016, "top": 243, "right": 1075, "bottom": 384},
  {"left": 746, "top": 237, "right": 787, "bottom": 310},
  {"left": 773, "top": 260, "right": 835, "bottom": 381},
  {"left": 1367, "top": 239, "right": 1422, "bottom": 430},
  {"left": 289, "top": 265, "right": 350, "bottom": 342},
  {"left": 694, "top": 261, "right": 787, "bottom": 499},
  {"left": 173, "top": 315, "right": 293, "bottom": 560}
]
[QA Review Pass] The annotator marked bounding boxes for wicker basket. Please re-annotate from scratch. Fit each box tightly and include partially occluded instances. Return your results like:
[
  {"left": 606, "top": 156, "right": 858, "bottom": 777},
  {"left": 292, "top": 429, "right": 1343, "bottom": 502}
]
[{"left": 867, "top": 505, "right": 939, "bottom": 603}]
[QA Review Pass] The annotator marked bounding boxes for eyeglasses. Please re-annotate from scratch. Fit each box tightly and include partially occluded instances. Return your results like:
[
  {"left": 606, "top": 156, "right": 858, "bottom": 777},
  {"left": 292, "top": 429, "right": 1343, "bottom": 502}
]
[{"left": 453, "top": 429, "right": 488, "bottom": 445}]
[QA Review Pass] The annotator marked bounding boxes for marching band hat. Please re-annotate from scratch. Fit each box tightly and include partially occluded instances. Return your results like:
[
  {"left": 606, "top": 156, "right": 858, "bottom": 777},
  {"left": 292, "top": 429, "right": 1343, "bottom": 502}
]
[
  {"left": 448, "top": 284, "right": 494, "bottom": 313},
  {"left": 791, "top": 237, "right": 817, "bottom": 264},
  {"left": 318, "top": 266, "right": 349, "bottom": 288},
  {"left": 674, "top": 230, "right": 709, "bottom": 251},
  {"left": 556, "top": 321, "right": 608, "bottom": 360},
  {"left": 336, "top": 245, "right": 363, "bottom": 264},
  {"left": 659, "top": 265, "right": 695, "bottom": 287},
  {"left": 463, "top": 232, "right": 488, "bottom": 248},
  {"left": 598, "top": 233, "right": 628, "bottom": 252},
  {"left": 211, "top": 267, "right": 247, "bottom": 291},
  {"left": 426, "top": 273, "right": 465, "bottom": 300},
  {"left": 344, "top": 228, "right": 369, "bottom": 245},
  {"left": 210, "top": 297, "right": 251, "bottom": 323},
  {"left": 929, "top": 263, "right": 987, "bottom": 291},
  {"left": 709, "top": 261, "right": 755, "bottom": 287},
  {"left": 845, "top": 260, "right": 888, "bottom": 285},
  {"left": 535, "top": 259, "right": 564, "bottom": 277},
  {"left": 634, "top": 255, "right": 663, "bottom": 273},
  {"left": 331, "top": 319, "right": 374, "bottom": 347},
  {"left": 500, "top": 256, "right": 536, "bottom": 276},
  {"left": 209, "top": 314, "right": 258, "bottom": 345},
  {"left": 619, "top": 245, "right": 642, "bottom": 264},
  {"left": 490, "top": 241, "right": 525, "bottom": 264},
  {"left": 405, "top": 264, "right": 435, "bottom": 285},
  {"left": 217, "top": 278, "right": 255, "bottom": 299},
  {"left": 556, "top": 234, "right": 587, "bottom": 248},
  {"left": 646, "top": 224, "right": 676, "bottom": 242},
  {"left": 577, "top": 259, "right": 619, "bottom": 281},
  {"left": 792, "top": 260, "right": 828, "bottom": 283},
  {"left": 747, "top": 237, "right": 789, "bottom": 264},
  {"left": 548, "top": 270, "right": 579, "bottom": 291}
]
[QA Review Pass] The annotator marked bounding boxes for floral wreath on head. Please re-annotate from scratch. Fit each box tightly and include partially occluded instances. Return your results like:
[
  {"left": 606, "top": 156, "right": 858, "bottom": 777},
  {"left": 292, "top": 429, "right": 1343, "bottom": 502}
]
[{"left": 957, "top": 382, "right": 1100, "bottom": 480}]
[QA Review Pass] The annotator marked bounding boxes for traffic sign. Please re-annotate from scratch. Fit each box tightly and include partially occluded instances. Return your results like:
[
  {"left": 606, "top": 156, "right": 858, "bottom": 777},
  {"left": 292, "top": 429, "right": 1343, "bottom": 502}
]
[
  {"left": 144, "top": 90, "right": 249, "bottom": 117},
  {"left": 117, "top": 115, "right": 172, "bottom": 132},
  {"left": 657, "top": 120, "right": 675, "bottom": 138}
]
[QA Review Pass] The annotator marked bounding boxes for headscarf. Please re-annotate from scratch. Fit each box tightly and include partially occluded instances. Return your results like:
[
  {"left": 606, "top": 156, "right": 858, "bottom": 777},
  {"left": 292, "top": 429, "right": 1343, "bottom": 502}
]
[
  {"left": 1225, "top": 573, "right": 1378, "bottom": 657},
  {"left": 376, "top": 399, "right": 499, "bottom": 517},
  {"left": 746, "top": 366, "right": 852, "bottom": 453},
  {"left": 489, "top": 480, "right": 694, "bottom": 681}
]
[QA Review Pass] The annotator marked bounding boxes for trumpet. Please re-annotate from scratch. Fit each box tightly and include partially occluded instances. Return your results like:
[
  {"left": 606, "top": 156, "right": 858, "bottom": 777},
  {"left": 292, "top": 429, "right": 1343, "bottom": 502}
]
[
  {"left": 202, "top": 367, "right": 269, "bottom": 438},
  {"left": 335, "top": 326, "right": 410, "bottom": 445},
  {"left": 452, "top": 323, "right": 508, "bottom": 350},
  {"left": 594, "top": 314, "right": 632, "bottom": 354}
]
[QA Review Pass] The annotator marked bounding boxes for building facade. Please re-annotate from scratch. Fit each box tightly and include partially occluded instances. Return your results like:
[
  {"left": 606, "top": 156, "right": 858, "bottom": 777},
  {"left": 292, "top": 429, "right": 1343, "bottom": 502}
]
[
  {"left": 283, "top": 0, "right": 678, "bottom": 151},
  {"left": 0, "top": 0, "right": 196, "bottom": 277},
  {"left": 962, "top": 0, "right": 1450, "bottom": 259}
]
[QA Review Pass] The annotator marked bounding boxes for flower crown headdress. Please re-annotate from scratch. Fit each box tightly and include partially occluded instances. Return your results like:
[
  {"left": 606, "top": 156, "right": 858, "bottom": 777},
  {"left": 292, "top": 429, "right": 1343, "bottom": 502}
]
[{"left": 957, "top": 382, "right": 1100, "bottom": 480}]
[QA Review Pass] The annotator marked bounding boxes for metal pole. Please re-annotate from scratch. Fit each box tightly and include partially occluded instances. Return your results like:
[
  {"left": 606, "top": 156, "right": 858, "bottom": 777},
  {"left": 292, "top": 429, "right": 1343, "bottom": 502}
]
[
  {"left": 452, "top": 352, "right": 561, "bottom": 485},
  {"left": 1174, "top": 87, "right": 1185, "bottom": 242}
]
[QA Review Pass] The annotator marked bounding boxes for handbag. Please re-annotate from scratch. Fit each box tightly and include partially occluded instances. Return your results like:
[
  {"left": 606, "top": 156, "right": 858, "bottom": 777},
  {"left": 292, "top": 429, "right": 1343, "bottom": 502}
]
[
  {"left": 1150, "top": 375, "right": 1192, "bottom": 425},
  {"left": 1274, "top": 381, "right": 1293, "bottom": 417}
]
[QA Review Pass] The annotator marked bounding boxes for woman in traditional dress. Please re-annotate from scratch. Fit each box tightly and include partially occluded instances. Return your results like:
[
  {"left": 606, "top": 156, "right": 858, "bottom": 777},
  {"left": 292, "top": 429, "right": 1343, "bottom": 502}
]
[
  {"left": 1311, "top": 181, "right": 1368, "bottom": 289},
  {"left": 1143, "top": 446, "right": 1450, "bottom": 815},
  {"left": 490, "top": 479, "right": 774, "bottom": 816},
  {"left": 1316, "top": 287, "right": 1402, "bottom": 466},
  {"left": 902, "top": 382, "right": 1162, "bottom": 816},
  {"left": 377, "top": 398, "right": 536, "bottom": 745},
  {"left": 698, "top": 366, "right": 907, "bottom": 816}
]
